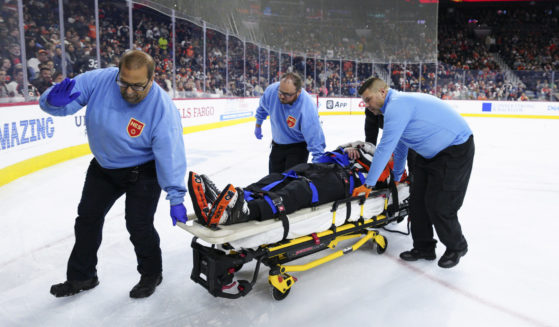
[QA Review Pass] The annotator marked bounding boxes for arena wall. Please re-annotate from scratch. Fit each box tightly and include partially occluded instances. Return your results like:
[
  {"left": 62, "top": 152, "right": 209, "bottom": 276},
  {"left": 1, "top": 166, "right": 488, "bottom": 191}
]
[{"left": 1, "top": 98, "right": 558, "bottom": 186}]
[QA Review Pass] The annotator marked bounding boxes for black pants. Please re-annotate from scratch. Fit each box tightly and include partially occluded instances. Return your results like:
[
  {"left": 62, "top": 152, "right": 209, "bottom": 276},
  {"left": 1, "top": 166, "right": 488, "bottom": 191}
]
[
  {"left": 67, "top": 159, "right": 162, "bottom": 281},
  {"left": 407, "top": 149, "right": 417, "bottom": 181},
  {"left": 365, "top": 109, "right": 384, "bottom": 145},
  {"left": 269, "top": 141, "right": 309, "bottom": 174},
  {"left": 246, "top": 163, "right": 349, "bottom": 221},
  {"left": 409, "top": 135, "right": 474, "bottom": 252}
]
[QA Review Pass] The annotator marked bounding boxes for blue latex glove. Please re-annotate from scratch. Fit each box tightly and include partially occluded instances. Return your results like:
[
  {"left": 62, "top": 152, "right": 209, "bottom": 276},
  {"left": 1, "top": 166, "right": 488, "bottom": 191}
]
[
  {"left": 170, "top": 203, "right": 187, "bottom": 226},
  {"left": 46, "top": 78, "right": 81, "bottom": 107},
  {"left": 254, "top": 126, "right": 263, "bottom": 140}
]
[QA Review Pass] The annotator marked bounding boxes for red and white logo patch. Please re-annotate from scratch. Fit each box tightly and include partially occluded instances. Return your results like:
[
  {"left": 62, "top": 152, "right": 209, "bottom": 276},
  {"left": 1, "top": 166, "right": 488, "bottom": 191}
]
[
  {"left": 127, "top": 118, "right": 145, "bottom": 137},
  {"left": 286, "top": 115, "right": 297, "bottom": 128}
]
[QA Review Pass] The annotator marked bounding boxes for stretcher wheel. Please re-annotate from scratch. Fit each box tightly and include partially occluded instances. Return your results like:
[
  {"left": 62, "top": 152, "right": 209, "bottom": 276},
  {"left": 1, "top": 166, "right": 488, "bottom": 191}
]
[
  {"left": 376, "top": 235, "right": 387, "bottom": 254},
  {"left": 272, "top": 287, "right": 290, "bottom": 301}
]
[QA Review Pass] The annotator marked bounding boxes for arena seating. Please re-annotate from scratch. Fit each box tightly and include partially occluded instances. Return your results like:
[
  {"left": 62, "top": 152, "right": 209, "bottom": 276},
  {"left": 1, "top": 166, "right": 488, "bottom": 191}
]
[{"left": 0, "top": 0, "right": 556, "bottom": 103}]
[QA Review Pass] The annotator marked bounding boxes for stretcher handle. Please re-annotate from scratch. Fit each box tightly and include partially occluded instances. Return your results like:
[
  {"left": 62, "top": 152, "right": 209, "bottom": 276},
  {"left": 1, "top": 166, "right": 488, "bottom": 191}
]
[{"left": 331, "top": 190, "right": 388, "bottom": 212}]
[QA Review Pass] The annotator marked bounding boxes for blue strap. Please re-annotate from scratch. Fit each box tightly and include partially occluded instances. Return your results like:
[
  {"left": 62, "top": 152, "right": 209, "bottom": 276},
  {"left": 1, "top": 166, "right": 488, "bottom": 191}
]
[
  {"left": 244, "top": 190, "right": 255, "bottom": 201},
  {"left": 357, "top": 171, "right": 366, "bottom": 184},
  {"left": 263, "top": 195, "right": 277, "bottom": 215},
  {"left": 246, "top": 170, "right": 298, "bottom": 214},
  {"left": 247, "top": 169, "right": 319, "bottom": 211},
  {"left": 282, "top": 170, "right": 299, "bottom": 179},
  {"left": 246, "top": 190, "right": 279, "bottom": 215},
  {"left": 316, "top": 151, "right": 350, "bottom": 168},
  {"left": 279, "top": 170, "right": 318, "bottom": 205},
  {"left": 349, "top": 175, "right": 354, "bottom": 195},
  {"left": 261, "top": 170, "right": 297, "bottom": 192},
  {"left": 308, "top": 181, "right": 319, "bottom": 204},
  {"left": 261, "top": 178, "right": 285, "bottom": 192}
]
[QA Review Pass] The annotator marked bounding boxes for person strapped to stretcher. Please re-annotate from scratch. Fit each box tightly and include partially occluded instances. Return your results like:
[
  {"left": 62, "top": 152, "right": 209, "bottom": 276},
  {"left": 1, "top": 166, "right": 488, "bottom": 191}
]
[{"left": 188, "top": 141, "right": 408, "bottom": 228}]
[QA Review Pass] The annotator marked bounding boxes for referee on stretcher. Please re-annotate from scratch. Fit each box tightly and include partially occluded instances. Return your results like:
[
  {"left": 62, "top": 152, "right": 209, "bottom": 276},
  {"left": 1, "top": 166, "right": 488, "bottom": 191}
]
[
  {"left": 254, "top": 72, "right": 326, "bottom": 173},
  {"left": 354, "top": 77, "right": 474, "bottom": 269}
]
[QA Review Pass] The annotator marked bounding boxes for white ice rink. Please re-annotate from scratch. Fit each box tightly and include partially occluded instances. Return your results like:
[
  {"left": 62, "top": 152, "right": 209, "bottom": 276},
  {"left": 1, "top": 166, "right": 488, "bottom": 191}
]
[{"left": 1, "top": 115, "right": 558, "bottom": 327}]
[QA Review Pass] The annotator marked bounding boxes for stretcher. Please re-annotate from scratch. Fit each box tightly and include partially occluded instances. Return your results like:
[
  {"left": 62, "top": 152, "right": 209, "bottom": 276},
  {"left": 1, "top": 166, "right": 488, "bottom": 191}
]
[{"left": 178, "top": 182, "right": 410, "bottom": 300}]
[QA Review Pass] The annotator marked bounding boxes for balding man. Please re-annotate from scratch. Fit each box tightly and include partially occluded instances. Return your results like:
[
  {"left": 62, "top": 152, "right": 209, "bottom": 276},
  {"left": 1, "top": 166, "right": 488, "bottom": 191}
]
[
  {"left": 39, "top": 50, "right": 187, "bottom": 298},
  {"left": 254, "top": 72, "right": 326, "bottom": 174},
  {"left": 353, "top": 77, "right": 474, "bottom": 269}
]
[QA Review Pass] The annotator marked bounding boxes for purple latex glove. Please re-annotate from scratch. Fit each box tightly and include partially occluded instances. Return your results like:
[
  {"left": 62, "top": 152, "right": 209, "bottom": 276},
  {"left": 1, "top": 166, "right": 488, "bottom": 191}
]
[
  {"left": 170, "top": 203, "right": 187, "bottom": 226},
  {"left": 46, "top": 78, "right": 81, "bottom": 107},
  {"left": 254, "top": 126, "right": 263, "bottom": 139}
]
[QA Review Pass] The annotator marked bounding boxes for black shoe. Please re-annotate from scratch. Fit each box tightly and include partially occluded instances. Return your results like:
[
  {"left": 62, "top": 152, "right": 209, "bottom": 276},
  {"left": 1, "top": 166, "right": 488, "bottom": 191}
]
[
  {"left": 129, "top": 273, "right": 163, "bottom": 298},
  {"left": 438, "top": 248, "right": 468, "bottom": 268},
  {"left": 188, "top": 172, "right": 212, "bottom": 223},
  {"left": 208, "top": 185, "right": 251, "bottom": 226},
  {"left": 50, "top": 277, "right": 99, "bottom": 297},
  {"left": 223, "top": 187, "right": 251, "bottom": 225},
  {"left": 399, "top": 248, "right": 436, "bottom": 261}
]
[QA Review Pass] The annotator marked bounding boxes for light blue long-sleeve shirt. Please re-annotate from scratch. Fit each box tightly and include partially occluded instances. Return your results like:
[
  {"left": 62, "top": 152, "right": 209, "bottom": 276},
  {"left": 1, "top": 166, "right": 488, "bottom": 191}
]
[
  {"left": 364, "top": 89, "right": 472, "bottom": 186},
  {"left": 255, "top": 82, "right": 326, "bottom": 162},
  {"left": 39, "top": 67, "right": 187, "bottom": 205}
]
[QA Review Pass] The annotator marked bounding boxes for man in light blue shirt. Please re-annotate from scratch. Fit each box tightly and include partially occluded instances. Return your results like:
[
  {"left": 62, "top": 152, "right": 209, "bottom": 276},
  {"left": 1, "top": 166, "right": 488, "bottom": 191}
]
[
  {"left": 40, "top": 50, "right": 187, "bottom": 299},
  {"left": 254, "top": 72, "right": 326, "bottom": 173},
  {"left": 353, "top": 77, "right": 474, "bottom": 269}
]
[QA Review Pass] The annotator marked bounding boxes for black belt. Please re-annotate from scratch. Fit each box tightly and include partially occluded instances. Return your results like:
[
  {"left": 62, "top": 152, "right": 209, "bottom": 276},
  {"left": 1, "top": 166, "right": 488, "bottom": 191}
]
[{"left": 271, "top": 140, "right": 307, "bottom": 148}]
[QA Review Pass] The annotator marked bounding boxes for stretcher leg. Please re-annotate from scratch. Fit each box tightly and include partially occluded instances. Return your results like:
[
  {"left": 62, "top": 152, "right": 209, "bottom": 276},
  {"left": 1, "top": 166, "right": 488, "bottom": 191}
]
[
  {"left": 374, "top": 234, "right": 388, "bottom": 254},
  {"left": 268, "top": 270, "right": 297, "bottom": 301}
]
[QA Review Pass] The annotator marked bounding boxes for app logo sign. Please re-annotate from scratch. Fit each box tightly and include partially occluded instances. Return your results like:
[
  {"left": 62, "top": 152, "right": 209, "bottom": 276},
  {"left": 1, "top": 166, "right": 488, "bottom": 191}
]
[{"left": 326, "top": 100, "right": 348, "bottom": 110}]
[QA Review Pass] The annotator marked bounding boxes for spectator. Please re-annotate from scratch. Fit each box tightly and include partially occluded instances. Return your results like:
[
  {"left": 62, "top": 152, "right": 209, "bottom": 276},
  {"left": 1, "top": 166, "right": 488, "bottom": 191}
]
[
  {"left": 0, "top": 69, "right": 11, "bottom": 98},
  {"left": 66, "top": 44, "right": 78, "bottom": 70},
  {"left": 52, "top": 71, "right": 64, "bottom": 84},
  {"left": 6, "top": 43, "right": 22, "bottom": 70},
  {"left": 7, "top": 68, "right": 40, "bottom": 98},
  {"left": 1, "top": 57, "right": 12, "bottom": 77},
  {"left": 74, "top": 45, "right": 98, "bottom": 73},
  {"left": 26, "top": 39, "right": 42, "bottom": 61},
  {"left": 6, "top": 68, "right": 22, "bottom": 96},
  {"left": 253, "top": 82, "right": 264, "bottom": 96},
  {"left": 53, "top": 45, "right": 74, "bottom": 76},
  {"left": 158, "top": 35, "right": 168, "bottom": 51},
  {"left": 45, "top": 60, "right": 55, "bottom": 74},
  {"left": 32, "top": 66, "right": 54, "bottom": 93},
  {"left": 27, "top": 49, "right": 43, "bottom": 80},
  {"left": 33, "top": 50, "right": 51, "bottom": 76},
  {"left": 0, "top": 27, "right": 10, "bottom": 50}
]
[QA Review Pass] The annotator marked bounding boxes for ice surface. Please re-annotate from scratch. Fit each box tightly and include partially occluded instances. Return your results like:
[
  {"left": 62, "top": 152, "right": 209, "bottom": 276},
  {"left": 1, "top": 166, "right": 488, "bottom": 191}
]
[{"left": 1, "top": 115, "right": 558, "bottom": 327}]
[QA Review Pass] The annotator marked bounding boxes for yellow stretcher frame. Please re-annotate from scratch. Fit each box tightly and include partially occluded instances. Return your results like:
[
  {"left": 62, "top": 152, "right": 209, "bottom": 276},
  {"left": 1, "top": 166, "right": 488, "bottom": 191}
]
[
  {"left": 266, "top": 216, "right": 389, "bottom": 300},
  {"left": 190, "top": 189, "right": 408, "bottom": 300}
]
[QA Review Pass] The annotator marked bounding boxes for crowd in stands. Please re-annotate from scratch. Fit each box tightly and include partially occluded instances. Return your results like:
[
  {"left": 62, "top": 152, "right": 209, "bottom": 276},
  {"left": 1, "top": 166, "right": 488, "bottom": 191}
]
[
  {"left": 435, "top": 3, "right": 557, "bottom": 100},
  {"left": 0, "top": 0, "right": 557, "bottom": 104}
]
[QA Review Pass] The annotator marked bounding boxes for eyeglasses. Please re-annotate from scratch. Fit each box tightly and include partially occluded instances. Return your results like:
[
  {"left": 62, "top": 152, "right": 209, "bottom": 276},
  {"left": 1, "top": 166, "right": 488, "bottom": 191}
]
[
  {"left": 115, "top": 72, "right": 150, "bottom": 92},
  {"left": 278, "top": 90, "right": 298, "bottom": 98}
]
